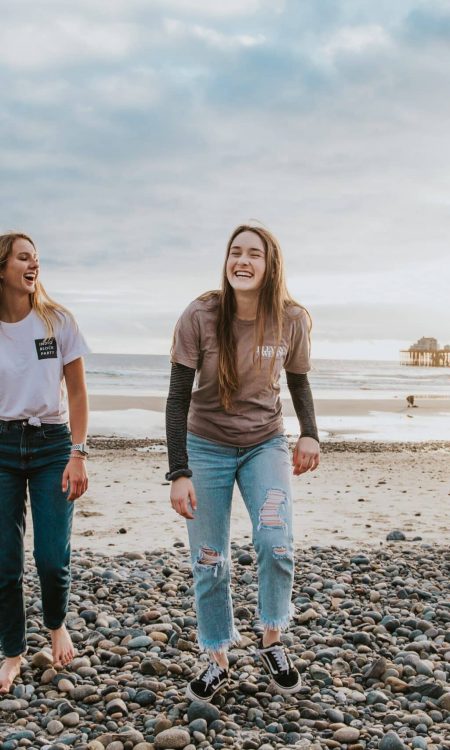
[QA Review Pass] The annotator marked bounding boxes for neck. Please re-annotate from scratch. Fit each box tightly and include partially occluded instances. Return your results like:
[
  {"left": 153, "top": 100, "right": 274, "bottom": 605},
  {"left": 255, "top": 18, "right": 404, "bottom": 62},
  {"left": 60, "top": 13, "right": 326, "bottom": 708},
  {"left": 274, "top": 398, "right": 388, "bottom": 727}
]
[
  {"left": 0, "top": 292, "right": 32, "bottom": 323},
  {"left": 234, "top": 290, "right": 259, "bottom": 320}
]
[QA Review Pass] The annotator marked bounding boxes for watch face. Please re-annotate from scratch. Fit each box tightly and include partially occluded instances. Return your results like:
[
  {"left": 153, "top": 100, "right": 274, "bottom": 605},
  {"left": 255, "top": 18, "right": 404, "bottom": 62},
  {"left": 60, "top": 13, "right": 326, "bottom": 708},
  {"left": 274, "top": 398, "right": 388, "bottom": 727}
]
[{"left": 72, "top": 443, "right": 89, "bottom": 454}]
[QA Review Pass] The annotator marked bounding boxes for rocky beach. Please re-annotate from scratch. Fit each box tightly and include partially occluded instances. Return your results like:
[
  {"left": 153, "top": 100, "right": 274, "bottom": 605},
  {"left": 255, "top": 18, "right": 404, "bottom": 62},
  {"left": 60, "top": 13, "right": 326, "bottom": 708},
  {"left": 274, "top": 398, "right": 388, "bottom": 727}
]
[
  {"left": 1, "top": 543, "right": 449, "bottom": 749},
  {"left": 1, "top": 441, "right": 449, "bottom": 749}
]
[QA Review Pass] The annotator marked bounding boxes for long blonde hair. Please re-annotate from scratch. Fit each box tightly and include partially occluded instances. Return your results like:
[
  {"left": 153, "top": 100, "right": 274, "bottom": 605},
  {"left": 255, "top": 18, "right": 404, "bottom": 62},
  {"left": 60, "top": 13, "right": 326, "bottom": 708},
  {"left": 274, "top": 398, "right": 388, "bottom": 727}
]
[
  {"left": 0, "top": 232, "right": 72, "bottom": 337},
  {"left": 200, "top": 224, "right": 311, "bottom": 410}
]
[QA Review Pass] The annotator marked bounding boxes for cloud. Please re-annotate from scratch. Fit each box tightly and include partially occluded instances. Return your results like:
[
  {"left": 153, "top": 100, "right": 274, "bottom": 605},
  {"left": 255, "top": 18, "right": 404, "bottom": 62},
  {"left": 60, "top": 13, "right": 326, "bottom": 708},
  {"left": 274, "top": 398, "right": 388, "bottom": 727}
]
[
  {"left": 1, "top": 0, "right": 449, "bottom": 355},
  {"left": 164, "top": 18, "right": 266, "bottom": 49},
  {"left": 0, "top": 16, "right": 138, "bottom": 70},
  {"left": 321, "top": 24, "right": 391, "bottom": 60}
]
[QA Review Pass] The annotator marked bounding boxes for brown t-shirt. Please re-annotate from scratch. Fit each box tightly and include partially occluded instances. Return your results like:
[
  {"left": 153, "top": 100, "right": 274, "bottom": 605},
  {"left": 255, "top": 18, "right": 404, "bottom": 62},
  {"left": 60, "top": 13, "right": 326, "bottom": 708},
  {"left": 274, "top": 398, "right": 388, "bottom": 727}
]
[{"left": 171, "top": 296, "right": 311, "bottom": 447}]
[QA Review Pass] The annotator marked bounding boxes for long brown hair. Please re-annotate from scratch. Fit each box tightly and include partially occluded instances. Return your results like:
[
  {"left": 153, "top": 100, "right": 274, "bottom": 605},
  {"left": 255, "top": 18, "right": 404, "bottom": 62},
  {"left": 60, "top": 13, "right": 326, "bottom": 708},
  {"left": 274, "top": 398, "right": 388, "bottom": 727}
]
[
  {"left": 0, "top": 232, "right": 72, "bottom": 337},
  {"left": 201, "top": 224, "right": 311, "bottom": 410}
]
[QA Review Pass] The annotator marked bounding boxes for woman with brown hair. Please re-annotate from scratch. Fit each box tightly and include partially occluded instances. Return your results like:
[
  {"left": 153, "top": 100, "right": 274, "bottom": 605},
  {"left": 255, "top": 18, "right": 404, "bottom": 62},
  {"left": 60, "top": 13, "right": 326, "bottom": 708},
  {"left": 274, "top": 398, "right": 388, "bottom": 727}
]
[
  {"left": 0, "top": 233, "right": 89, "bottom": 693},
  {"left": 166, "top": 224, "right": 320, "bottom": 702}
]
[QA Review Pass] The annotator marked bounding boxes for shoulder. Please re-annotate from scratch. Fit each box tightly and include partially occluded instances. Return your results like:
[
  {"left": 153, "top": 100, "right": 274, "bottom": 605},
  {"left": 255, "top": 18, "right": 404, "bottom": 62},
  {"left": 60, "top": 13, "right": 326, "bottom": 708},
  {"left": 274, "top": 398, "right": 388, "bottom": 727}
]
[
  {"left": 51, "top": 310, "right": 83, "bottom": 347},
  {"left": 52, "top": 309, "right": 78, "bottom": 333},
  {"left": 284, "top": 303, "right": 311, "bottom": 328},
  {"left": 180, "top": 293, "right": 220, "bottom": 321}
]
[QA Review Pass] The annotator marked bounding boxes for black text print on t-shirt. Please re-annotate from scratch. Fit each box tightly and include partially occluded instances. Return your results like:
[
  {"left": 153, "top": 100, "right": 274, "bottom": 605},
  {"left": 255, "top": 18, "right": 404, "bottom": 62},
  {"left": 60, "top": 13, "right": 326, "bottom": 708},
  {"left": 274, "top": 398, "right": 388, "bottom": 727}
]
[{"left": 35, "top": 338, "right": 58, "bottom": 359}]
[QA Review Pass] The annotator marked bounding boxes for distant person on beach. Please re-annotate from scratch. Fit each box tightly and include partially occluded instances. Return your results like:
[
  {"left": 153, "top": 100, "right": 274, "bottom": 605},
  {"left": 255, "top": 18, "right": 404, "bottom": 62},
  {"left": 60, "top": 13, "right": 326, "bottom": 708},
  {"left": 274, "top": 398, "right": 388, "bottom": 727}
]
[
  {"left": 0, "top": 232, "right": 89, "bottom": 694},
  {"left": 406, "top": 395, "right": 417, "bottom": 408},
  {"left": 165, "top": 224, "right": 320, "bottom": 701}
]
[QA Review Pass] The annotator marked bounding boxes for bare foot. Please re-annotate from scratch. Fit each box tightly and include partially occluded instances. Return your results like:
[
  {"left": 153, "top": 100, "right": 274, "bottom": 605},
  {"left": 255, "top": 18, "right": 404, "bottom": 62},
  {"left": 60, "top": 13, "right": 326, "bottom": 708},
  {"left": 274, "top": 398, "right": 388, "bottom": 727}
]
[
  {"left": 50, "top": 624, "right": 75, "bottom": 667},
  {"left": 0, "top": 656, "right": 23, "bottom": 694}
]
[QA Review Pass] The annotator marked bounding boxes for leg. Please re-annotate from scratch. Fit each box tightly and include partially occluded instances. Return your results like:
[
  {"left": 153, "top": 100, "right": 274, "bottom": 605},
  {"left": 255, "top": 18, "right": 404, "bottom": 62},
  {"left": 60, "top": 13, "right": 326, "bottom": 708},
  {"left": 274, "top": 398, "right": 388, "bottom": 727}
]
[
  {"left": 28, "top": 451, "right": 74, "bottom": 666},
  {"left": 0, "top": 464, "right": 27, "bottom": 692},
  {"left": 237, "top": 436, "right": 301, "bottom": 694},
  {"left": 237, "top": 435, "right": 294, "bottom": 636},
  {"left": 186, "top": 433, "right": 239, "bottom": 658},
  {"left": 0, "top": 422, "right": 29, "bottom": 691}
]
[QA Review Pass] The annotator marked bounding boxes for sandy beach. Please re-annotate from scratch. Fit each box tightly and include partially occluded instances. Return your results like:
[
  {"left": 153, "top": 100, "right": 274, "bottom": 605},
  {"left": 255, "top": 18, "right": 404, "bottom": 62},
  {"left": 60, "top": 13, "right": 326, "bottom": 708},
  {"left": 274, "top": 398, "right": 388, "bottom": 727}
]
[
  {"left": 89, "top": 394, "right": 450, "bottom": 419},
  {"left": 42, "top": 439, "right": 450, "bottom": 554}
]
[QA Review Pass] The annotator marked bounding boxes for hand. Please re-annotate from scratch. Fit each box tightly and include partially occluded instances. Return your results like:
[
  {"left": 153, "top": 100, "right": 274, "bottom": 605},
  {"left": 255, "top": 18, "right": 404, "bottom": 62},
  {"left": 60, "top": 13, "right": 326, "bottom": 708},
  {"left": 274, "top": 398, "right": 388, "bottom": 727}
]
[
  {"left": 170, "top": 477, "right": 197, "bottom": 520},
  {"left": 292, "top": 436, "right": 320, "bottom": 476},
  {"left": 62, "top": 456, "right": 89, "bottom": 501}
]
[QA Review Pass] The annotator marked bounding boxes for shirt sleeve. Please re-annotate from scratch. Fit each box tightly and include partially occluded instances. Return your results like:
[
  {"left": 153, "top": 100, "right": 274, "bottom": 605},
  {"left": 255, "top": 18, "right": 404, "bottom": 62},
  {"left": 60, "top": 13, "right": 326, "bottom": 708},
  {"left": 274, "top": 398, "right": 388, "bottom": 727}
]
[
  {"left": 57, "top": 313, "right": 91, "bottom": 366},
  {"left": 283, "top": 309, "right": 311, "bottom": 374},
  {"left": 165, "top": 363, "right": 196, "bottom": 478},
  {"left": 170, "top": 304, "right": 201, "bottom": 369},
  {"left": 286, "top": 371, "right": 319, "bottom": 442}
]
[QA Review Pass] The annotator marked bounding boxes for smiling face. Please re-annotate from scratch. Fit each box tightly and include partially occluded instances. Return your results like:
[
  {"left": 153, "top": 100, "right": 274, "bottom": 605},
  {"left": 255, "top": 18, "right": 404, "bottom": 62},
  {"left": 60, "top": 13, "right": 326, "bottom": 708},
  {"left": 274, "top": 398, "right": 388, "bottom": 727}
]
[
  {"left": 1, "top": 237, "right": 39, "bottom": 297},
  {"left": 225, "top": 230, "right": 266, "bottom": 294}
]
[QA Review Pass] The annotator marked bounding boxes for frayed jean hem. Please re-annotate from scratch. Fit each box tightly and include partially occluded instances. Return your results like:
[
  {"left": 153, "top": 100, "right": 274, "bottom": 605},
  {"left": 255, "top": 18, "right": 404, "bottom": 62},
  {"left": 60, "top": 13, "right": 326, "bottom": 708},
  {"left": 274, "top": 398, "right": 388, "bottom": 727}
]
[
  {"left": 258, "top": 602, "right": 295, "bottom": 631},
  {"left": 198, "top": 628, "right": 241, "bottom": 655}
]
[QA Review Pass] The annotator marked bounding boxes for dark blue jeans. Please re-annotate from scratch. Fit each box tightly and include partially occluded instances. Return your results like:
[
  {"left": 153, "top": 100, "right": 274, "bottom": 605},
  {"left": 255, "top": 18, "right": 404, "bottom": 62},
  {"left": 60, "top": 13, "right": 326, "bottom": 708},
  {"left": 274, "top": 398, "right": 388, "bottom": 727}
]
[{"left": 0, "top": 420, "right": 73, "bottom": 657}]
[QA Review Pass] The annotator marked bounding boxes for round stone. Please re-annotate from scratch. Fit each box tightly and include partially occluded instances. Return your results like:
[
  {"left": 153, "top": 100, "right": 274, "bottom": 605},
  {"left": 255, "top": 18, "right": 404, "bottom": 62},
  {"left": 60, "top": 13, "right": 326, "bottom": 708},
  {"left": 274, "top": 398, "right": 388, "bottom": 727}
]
[
  {"left": 106, "top": 697, "right": 128, "bottom": 715},
  {"left": 386, "top": 530, "right": 406, "bottom": 541},
  {"left": 187, "top": 700, "right": 220, "bottom": 724},
  {"left": 333, "top": 727, "right": 360, "bottom": 743},
  {"left": 61, "top": 711, "right": 80, "bottom": 727},
  {"left": 31, "top": 650, "right": 53, "bottom": 669},
  {"left": 154, "top": 728, "right": 191, "bottom": 749},
  {"left": 127, "top": 635, "right": 152, "bottom": 649},
  {"left": 379, "top": 731, "right": 407, "bottom": 750},
  {"left": 135, "top": 689, "right": 157, "bottom": 706},
  {"left": 0, "top": 699, "right": 22, "bottom": 712},
  {"left": 189, "top": 718, "right": 208, "bottom": 733},
  {"left": 47, "top": 719, "right": 64, "bottom": 735}
]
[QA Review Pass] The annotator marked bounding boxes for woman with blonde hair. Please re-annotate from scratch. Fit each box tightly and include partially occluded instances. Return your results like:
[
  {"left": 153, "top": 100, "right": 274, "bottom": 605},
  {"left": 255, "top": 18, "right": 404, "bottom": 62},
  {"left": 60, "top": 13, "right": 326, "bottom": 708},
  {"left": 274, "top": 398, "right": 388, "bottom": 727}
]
[
  {"left": 0, "top": 232, "right": 89, "bottom": 693},
  {"left": 166, "top": 224, "right": 320, "bottom": 701}
]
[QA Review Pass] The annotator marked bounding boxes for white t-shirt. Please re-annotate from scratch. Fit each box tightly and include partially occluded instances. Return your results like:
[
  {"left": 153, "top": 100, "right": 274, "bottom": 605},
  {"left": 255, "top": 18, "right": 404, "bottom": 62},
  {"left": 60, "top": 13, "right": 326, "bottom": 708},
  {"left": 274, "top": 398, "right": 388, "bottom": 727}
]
[{"left": 0, "top": 309, "right": 90, "bottom": 423}]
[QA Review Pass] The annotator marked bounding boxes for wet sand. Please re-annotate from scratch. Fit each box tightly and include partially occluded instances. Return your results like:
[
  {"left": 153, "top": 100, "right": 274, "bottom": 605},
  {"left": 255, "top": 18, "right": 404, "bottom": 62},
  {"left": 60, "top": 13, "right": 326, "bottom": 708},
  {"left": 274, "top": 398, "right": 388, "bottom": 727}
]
[
  {"left": 45, "top": 440, "right": 450, "bottom": 554},
  {"left": 89, "top": 394, "right": 450, "bottom": 418}
]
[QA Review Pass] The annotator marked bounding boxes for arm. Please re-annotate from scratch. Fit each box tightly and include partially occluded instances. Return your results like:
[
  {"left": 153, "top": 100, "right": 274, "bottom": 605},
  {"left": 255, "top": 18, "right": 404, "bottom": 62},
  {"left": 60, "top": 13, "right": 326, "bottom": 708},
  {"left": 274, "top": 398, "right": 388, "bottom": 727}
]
[
  {"left": 63, "top": 357, "right": 89, "bottom": 501},
  {"left": 286, "top": 371, "right": 320, "bottom": 475},
  {"left": 165, "top": 363, "right": 198, "bottom": 519},
  {"left": 165, "top": 363, "right": 196, "bottom": 478}
]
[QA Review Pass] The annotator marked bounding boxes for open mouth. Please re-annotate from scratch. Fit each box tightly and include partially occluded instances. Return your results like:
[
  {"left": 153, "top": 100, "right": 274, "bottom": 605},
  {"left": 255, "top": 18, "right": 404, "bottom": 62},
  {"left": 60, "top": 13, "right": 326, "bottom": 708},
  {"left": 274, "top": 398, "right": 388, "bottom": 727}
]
[
  {"left": 235, "top": 271, "right": 253, "bottom": 278},
  {"left": 24, "top": 273, "right": 37, "bottom": 282}
]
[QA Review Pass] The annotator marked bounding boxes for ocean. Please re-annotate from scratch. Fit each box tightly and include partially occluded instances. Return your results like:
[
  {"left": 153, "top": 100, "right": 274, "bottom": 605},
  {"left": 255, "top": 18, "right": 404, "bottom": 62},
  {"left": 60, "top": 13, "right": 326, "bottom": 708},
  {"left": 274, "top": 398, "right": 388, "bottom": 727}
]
[{"left": 85, "top": 353, "right": 450, "bottom": 400}]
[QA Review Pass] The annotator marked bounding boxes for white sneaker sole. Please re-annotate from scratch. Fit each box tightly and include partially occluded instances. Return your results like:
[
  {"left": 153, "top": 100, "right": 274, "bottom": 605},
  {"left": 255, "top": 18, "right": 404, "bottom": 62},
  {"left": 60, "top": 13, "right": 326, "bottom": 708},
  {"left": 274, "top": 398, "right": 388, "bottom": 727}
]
[
  {"left": 185, "top": 680, "right": 228, "bottom": 703},
  {"left": 258, "top": 650, "right": 302, "bottom": 695},
  {"left": 268, "top": 677, "right": 302, "bottom": 695}
]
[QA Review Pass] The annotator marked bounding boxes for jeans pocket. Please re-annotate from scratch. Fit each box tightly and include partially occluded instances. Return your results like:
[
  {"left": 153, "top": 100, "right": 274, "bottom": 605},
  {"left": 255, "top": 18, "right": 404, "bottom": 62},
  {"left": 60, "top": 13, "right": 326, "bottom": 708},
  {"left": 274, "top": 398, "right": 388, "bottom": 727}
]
[{"left": 42, "top": 423, "right": 71, "bottom": 440}]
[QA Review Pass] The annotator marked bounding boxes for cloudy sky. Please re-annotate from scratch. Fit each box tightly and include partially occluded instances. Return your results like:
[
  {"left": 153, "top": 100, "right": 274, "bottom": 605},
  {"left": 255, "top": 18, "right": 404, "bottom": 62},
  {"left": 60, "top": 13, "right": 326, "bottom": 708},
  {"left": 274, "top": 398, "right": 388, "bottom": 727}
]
[{"left": 1, "top": 0, "right": 449, "bottom": 359}]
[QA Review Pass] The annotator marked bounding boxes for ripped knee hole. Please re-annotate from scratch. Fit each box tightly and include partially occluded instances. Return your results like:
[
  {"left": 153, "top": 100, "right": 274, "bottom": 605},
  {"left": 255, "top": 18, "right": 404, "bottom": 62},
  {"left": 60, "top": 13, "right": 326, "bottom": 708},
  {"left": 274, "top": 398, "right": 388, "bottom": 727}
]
[
  {"left": 272, "top": 545, "right": 288, "bottom": 557},
  {"left": 258, "top": 488, "right": 287, "bottom": 529},
  {"left": 195, "top": 546, "right": 224, "bottom": 578},
  {"left": 197, "top": 546, "right": 224, "bottom": 565}
]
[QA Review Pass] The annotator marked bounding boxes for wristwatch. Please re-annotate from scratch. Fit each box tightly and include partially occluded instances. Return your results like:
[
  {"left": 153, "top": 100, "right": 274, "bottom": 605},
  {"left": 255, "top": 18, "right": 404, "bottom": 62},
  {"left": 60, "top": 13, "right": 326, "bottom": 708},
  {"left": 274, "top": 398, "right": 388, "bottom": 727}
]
[{"left": 71, "top": 442, "right": 89, "bottom": 456}]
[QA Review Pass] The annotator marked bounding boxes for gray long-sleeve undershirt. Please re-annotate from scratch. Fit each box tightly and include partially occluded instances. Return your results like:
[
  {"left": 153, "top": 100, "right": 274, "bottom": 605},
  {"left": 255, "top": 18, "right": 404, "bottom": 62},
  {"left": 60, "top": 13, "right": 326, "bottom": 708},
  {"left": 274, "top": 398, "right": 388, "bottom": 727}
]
[{"left": 165, "top": 363, "right": 319, "bottom": 479}]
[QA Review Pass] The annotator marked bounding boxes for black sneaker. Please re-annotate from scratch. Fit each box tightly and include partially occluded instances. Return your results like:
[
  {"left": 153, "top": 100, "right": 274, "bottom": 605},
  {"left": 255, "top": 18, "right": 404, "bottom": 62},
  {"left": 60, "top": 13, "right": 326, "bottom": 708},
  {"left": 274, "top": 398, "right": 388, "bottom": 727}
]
[
  {"left": 258, "top": 640, "right": 302, "bottom": 694},
  {"left": 186, "top": 661, "right": 229, "bottom": 702}
]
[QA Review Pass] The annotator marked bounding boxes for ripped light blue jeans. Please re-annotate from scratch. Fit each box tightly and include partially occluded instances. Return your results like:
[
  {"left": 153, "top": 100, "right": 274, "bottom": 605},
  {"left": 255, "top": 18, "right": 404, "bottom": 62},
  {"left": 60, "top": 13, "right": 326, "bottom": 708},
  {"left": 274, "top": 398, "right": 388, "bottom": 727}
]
[{"left": 187, "top": 431, "right": 294, "bottom": 654}]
